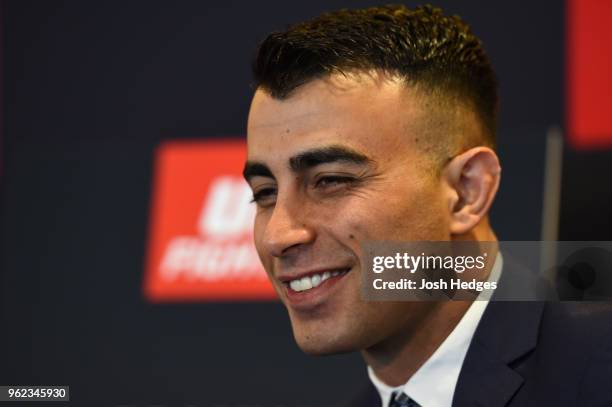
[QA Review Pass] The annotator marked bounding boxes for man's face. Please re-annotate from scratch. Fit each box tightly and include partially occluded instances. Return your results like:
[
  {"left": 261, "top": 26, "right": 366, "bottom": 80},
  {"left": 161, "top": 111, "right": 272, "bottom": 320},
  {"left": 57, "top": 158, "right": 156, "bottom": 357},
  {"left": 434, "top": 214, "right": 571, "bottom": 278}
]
[{"left": 245, "top": 74, "right": 451, "bottom": 354}]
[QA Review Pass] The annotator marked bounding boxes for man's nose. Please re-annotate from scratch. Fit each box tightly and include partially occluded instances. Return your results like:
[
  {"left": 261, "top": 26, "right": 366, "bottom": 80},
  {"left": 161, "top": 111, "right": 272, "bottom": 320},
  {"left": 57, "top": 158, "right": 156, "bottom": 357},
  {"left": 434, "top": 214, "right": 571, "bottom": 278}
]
[{"left": 262, "top": 198, "right": 315, "bottom": 258}]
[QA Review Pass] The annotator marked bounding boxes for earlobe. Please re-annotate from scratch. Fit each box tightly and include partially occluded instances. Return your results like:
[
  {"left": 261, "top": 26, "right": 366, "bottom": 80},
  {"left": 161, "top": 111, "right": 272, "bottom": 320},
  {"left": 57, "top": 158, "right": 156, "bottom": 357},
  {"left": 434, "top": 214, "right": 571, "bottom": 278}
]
[{"left": 444, "top": 147, "right": 501, "bottom": 235}]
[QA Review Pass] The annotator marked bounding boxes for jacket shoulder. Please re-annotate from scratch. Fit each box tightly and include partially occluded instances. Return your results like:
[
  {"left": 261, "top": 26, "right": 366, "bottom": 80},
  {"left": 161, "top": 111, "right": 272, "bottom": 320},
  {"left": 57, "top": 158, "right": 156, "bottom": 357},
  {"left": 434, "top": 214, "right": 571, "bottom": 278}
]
[{"left": 539, "top": 302, "right": 612, "bottom": 341}]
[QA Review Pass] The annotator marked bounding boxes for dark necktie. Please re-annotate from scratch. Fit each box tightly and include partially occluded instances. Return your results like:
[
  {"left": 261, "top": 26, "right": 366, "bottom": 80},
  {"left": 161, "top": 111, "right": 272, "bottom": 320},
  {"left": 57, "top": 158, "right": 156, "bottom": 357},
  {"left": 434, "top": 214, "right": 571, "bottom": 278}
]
[{"left": 388, "top": 391, "right": 421, "bottom": 407}]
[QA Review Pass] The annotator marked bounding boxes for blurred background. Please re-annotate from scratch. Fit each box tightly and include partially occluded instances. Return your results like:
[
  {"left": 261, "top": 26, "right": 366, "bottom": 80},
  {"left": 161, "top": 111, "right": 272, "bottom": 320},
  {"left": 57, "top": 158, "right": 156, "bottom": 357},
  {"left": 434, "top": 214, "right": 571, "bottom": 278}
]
[{"left": 0, "top": 0, "right": 611, "bottom": 406}]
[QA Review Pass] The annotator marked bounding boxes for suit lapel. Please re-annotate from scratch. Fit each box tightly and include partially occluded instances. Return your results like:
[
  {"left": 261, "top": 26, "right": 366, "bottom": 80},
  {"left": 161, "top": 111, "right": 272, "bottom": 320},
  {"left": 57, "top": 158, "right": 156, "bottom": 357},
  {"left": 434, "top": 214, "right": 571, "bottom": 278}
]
[
  {"left": 452, "top": 336, "right": 525, "bottom": 406},
  {"left": 452, "top": 255, "right": 546, "bottom": 407}
]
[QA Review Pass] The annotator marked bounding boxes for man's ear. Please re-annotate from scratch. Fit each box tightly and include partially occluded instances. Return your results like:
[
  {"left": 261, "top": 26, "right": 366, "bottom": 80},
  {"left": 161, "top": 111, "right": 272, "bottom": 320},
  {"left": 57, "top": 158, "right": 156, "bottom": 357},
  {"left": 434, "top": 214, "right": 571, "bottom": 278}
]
[{"left": 443, "top": 147, "right": 501, "bottom": 235}]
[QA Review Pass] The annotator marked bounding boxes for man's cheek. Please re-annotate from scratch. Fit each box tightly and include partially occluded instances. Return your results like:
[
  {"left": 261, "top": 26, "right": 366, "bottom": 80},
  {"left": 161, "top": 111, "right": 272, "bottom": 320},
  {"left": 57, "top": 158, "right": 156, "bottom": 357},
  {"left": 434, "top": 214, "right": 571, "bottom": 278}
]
[
  {"left": 254, "top": 243, "right": 273, "bottom": 278},
  {"left": 338, "top": 216, "right": 375, "bottom": 247},
  {"left": 253, "top": 216, "right": 269, "bottom": 259}
]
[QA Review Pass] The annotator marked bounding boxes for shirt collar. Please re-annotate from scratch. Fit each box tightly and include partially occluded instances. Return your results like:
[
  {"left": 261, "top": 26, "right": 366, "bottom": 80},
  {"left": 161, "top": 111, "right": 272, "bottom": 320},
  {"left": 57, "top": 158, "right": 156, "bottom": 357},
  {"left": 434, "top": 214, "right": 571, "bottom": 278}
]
[{"left": 368, "top": 253, "right": 503, "bottom": 407}]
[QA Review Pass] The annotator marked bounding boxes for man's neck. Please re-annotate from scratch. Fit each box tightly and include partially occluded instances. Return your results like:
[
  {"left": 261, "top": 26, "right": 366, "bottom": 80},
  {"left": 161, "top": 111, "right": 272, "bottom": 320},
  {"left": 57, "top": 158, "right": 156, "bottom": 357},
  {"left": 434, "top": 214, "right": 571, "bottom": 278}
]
[
  {"left": 363, "top": 224, "right": 498, "bottom": 387},
  {"left": 361, "top": 300, "right": 473, "bottom": 386}
]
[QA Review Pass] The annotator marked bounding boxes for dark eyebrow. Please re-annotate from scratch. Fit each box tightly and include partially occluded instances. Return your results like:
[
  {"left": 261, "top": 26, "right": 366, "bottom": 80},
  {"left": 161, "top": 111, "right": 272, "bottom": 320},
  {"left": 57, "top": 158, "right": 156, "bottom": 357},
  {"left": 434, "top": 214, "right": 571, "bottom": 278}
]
[
  {"left": 289, "top": 145, "right": 373, "bottom": 173},
  {"left": 242, "top": 145, "right": 373, "bottom": 183},
  {"left": 242, "top": 162, "right": 275, "bottom": 183}
]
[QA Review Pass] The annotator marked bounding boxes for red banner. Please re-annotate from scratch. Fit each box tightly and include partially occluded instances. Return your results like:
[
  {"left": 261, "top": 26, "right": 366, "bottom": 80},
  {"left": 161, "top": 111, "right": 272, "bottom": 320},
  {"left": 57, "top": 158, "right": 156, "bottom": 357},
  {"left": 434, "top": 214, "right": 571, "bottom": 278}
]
[
  {"left": 144, "top": 139, "right": 276, "bottom": 302},
  {"left": 567, "top": 0, "right": 612, "bottom": 149}
]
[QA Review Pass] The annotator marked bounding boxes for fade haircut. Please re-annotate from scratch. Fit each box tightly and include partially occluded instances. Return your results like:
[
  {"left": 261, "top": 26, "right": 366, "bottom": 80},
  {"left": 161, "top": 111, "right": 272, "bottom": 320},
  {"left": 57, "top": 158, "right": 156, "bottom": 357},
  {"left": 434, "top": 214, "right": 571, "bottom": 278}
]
[{"left": 251, "top": 4, "right": 499, "bottom": 166}]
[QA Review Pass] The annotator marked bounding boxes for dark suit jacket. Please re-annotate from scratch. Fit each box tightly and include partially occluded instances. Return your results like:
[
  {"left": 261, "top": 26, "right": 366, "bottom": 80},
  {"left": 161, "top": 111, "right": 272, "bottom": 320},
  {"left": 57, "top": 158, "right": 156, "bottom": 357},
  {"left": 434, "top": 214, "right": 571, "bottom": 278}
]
[{"left": 347, "top": 257, "right": 612, "bottom": 407}]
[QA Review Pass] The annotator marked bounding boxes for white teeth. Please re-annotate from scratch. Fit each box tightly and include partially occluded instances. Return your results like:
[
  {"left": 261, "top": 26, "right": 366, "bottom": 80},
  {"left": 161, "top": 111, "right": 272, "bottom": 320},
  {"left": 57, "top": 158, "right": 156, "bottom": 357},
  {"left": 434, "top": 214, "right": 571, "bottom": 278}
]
[
  {"left": 288, "top": 269, "right": 349, "bottom": 292},
  {"left": 289, "top": 279, "right": 302, "bottom": 292},
  {"left": 300, "top": 276, "right": 313, "bottom": 290}
]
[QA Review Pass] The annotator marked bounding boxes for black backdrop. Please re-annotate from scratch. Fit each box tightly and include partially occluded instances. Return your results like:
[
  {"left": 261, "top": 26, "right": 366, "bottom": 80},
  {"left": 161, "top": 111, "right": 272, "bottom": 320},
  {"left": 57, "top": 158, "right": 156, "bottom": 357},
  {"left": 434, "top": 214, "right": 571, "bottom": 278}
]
[{"left": 1, "top": 1, "right": 608, "bottom": 406}]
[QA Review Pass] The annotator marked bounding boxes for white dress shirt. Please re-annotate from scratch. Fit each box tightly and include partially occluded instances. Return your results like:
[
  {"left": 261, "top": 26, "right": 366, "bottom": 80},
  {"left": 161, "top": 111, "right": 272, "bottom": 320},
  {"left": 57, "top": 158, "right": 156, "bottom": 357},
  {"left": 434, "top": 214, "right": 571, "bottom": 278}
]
[{"left": 368, "top": 253, "right": 503, "bottom": 407}]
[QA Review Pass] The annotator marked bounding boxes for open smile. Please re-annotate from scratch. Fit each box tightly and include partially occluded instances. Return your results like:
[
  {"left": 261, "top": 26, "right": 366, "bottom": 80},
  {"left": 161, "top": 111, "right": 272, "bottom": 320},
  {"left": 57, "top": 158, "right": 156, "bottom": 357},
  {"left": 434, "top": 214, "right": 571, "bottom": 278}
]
[
  {"left": 279, "top": 267, "right": 353, "bottom": 310},
  {"left": 285, "top": 268, "right": 351, "bottom": 292}
]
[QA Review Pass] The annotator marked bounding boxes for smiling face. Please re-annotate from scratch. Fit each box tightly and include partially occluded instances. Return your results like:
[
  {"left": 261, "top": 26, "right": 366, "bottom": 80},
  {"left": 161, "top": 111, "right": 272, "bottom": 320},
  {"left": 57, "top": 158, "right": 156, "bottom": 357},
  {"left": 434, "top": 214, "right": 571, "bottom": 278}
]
[{"left": 245, "top": 73, "right": 454, "bottom": 355}]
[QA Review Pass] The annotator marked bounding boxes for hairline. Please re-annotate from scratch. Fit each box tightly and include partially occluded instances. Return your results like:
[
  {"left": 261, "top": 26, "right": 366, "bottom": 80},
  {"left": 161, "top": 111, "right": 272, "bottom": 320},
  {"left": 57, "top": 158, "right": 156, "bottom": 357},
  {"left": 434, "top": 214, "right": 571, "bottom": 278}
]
[{"left": 255, "top": 69, "right": 492, "bottom": 175}]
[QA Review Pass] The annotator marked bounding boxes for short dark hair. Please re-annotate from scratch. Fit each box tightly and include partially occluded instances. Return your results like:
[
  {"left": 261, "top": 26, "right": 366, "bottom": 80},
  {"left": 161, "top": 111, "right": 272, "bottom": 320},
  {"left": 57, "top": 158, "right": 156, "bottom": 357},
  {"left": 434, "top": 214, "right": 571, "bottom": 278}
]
[{"left": 252, "top": 4, "right": 498, "bottom": 149}]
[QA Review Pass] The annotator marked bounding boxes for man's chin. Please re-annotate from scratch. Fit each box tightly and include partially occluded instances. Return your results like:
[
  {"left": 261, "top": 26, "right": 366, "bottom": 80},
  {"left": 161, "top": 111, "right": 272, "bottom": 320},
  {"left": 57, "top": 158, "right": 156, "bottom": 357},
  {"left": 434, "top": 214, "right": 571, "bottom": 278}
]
[{"left": 292, "top": 329, "right": 360, "bottom": 356}]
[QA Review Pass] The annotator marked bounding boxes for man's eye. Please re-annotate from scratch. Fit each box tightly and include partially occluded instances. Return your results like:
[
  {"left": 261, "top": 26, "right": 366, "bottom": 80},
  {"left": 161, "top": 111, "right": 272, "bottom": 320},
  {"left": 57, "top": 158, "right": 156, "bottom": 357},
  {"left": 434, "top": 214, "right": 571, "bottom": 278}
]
[
  {"left": 315, "top": 176, "right": 355, "bottom": 189},
  {"left": 250, "top": 187, "right": 277, "bottom": 206}
]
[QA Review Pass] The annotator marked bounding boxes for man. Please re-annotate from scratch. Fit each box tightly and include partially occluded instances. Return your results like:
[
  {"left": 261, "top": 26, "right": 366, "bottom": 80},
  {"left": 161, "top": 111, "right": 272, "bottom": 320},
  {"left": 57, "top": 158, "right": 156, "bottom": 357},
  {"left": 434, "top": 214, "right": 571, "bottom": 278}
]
[{"left": 243, "top": 5, "right": 612, "bottom": 406}]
